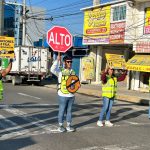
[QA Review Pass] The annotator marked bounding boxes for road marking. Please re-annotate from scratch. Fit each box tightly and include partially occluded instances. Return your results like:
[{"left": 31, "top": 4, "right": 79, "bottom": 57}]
[
  {"left": 0, "top": 103, "right": 54, "bottom": 108},
  {"left": 18, "top": 93, "right": 41, "bottom": 99},
  {"left": 2, "top": 106, "right": 57, "bottom": 129},
  {"left": 75, "top": 146, "right": 99, "bottom": 150},
  {"left": 0, "top": 114, "right": 31, "bottom": 140},
  {"left": 75, "top": 145, "right": 142, "bottom": 150},
  {"left": 0, "top": 105, "right": 59, "bottom": 139},
  {"left": 0, "top": 102, "right": 149, "bottom": 140}
]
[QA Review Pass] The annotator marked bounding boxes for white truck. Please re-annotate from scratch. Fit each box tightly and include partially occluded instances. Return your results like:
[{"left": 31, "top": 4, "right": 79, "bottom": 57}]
[{"left": 7, "top": 46, "right": 50, "bottom": 85}]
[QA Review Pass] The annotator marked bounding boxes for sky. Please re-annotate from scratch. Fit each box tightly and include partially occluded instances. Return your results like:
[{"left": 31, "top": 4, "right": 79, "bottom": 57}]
[{"left": 7, "top": 0, "right": 93, "bottom": 36}]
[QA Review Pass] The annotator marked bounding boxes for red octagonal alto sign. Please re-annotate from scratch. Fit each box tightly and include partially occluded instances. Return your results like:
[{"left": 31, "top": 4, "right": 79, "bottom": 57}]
[{"left": 47, "top": 26, "right": 73, "bottom": 53}]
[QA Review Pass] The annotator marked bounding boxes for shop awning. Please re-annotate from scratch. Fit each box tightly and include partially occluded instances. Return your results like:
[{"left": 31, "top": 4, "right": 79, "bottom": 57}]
[{"left": 126, "top": 55, "right": 150, "bottom": 72}]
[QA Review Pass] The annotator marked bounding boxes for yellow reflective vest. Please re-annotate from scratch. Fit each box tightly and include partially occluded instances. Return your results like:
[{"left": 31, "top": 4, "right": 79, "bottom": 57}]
[
  {"left": 102, "top": 75, "right": 117, "bottom": 98},
  {"left": 59, "top": 68, "right": 75, "bottom": 94}
]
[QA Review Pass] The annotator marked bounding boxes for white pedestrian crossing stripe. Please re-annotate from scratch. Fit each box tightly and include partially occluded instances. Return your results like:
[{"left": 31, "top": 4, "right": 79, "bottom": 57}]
[
  {"left": 0, "top": 103, "right": 149, "bottom": 140},
  {"left": 0, "top": 104, "right": 59, "bottom": 140}
]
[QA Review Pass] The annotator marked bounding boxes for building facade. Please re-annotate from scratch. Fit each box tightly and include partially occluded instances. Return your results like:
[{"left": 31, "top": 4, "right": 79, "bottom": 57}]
[
  {"left": 126, "top": 0, "right": 150, "bottom": 92},
  {"left": 4, "top": 2, "right": 45, "bottom": 46},
  {"left": 81, "top": 0, "right": 150, "bottom": 92}
]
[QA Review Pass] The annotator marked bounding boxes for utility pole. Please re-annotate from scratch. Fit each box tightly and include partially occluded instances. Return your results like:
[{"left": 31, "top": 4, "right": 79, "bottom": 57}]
[
  {"left": 0, "top": 0, "right": 4, "bottom": 36},
  {"left": 93, "top": 0, "right": 99, "bottom": 6},
  {"left": 22, "top": 0, "right": 26, "bottom": 45}
]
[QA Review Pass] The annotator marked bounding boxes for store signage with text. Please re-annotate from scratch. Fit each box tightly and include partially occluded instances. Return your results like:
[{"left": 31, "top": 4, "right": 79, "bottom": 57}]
[
  {"left": 144, "top": 8, "right": 150, "bottom": 34},
  {"left": 135, "top": 41, "right": 150, "bottom": 53},
  {"left": 109, "top": 22, "right": 125, "bottom": 44},
  {"left": 83, "top": 6, "right": 111, "bottom": 44},
  {"left": 0, "top": 36, "right": 14, "bottom": 58}
]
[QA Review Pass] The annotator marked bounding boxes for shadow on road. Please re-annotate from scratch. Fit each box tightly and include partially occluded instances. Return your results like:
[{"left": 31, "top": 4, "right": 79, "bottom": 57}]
[{"left": 0, "top": 137, "right": 36, "bottom": 150}]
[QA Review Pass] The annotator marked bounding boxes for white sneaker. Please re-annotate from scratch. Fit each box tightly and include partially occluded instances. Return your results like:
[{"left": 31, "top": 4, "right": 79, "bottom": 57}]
[
  {"left": 58, "top": 126, "right": 66, "bottom": 132},
  {"left": 97, "top": 120, "right": 103, "bottom": 127},
  {"left": 105, "top": 121, "right": 113, "bottom": 127},
  {"left": 66, "top": 126, "right": 75, "bottom": 132}
]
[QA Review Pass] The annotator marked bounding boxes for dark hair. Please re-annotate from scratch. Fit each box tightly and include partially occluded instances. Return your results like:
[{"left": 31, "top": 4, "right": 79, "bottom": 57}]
[{"left": 63, "top": 55, "right": 72, "bottom": 62}]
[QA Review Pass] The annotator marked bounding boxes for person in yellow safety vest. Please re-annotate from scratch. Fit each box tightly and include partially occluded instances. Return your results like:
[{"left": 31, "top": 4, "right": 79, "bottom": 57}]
[
  {"left": 97, "top": 66, "right": 127, "bottom": 127},
  {"left": 50, "top": 54, "right": 80, "bottom": 132},
  {"left": 0, "top": 59, "right": 13, "bottom": 100}
]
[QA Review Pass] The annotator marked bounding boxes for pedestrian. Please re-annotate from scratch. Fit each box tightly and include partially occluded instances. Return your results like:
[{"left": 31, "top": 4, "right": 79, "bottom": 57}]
[
  {"left": 0, "top": 59, "right": 13, "bottom": 100},
  {"left": 50, "top": 54, "right": 80, "bottom": 132},
  {"left": 97, "top": 66, "right": 127, "bottom": 127}
]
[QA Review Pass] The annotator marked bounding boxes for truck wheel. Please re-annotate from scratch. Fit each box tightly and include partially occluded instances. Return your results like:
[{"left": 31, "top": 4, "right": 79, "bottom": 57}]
[{"left": 12, "top": 77, "right": 16, "bottom": 86}]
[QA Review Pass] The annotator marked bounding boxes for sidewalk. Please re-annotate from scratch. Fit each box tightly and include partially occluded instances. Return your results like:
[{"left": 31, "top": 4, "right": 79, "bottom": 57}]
[{"left": 44, "top": 80, "right": 150, "bottom": 105}]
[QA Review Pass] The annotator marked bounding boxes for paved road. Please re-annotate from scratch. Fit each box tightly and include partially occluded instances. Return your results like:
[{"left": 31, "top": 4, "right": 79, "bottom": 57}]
[{"left": 0, "top": 83, "right": 150, "bottom": 150}]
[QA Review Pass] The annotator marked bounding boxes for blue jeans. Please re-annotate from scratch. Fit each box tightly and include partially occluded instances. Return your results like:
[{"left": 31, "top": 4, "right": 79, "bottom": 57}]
[
  {"left": 58, "top": 96, "right": 75, "bottom": 124},
  {"left": 99, "top": 97, "right": 114, "bottom": 121}
]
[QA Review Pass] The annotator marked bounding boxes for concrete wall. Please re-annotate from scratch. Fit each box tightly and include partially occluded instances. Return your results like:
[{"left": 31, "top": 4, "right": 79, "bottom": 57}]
[{"left": 126, "top": 1, "right": 150, "bottom": 45}]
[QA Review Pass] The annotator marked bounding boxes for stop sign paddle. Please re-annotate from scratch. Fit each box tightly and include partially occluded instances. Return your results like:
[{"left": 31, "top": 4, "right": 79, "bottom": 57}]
[{"left": 47, "top": 26, "right": 73, "bottom": 53}]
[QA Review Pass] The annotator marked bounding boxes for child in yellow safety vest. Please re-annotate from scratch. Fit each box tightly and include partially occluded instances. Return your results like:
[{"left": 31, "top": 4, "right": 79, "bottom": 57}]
[{"left": 97, "top": 66, "right": 127, "bottom": 127}]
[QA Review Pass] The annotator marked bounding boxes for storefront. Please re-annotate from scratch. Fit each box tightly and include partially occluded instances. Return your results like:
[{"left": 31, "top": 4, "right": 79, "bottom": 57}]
[
  {"left": 81, "top": 1, "right": 134, "bottom": 84},
  {"left": 85, "top": 44, "right": 132, "bottom": 84}
]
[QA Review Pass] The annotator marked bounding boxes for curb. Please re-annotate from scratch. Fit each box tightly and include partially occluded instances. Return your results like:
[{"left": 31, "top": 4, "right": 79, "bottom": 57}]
[{"left": 44, "top": 85, "right": 150, "bottom": 105}]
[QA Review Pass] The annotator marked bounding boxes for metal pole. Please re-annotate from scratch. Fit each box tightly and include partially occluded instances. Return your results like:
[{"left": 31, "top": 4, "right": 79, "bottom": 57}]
[
  {"left": 22, "top": 0, "right": 26, "bottom": 45},
  {"left": 0, "top": 0, "right": 4, "bottom": 36}
]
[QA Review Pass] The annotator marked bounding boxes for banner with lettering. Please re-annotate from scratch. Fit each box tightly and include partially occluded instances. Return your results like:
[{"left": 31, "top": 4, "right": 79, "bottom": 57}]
[
  {"left": 83, "top": 6, "right": 111, "bottom": 44},
  {"left": 0, "top": 36, "right": 15, "bottom": 58}
]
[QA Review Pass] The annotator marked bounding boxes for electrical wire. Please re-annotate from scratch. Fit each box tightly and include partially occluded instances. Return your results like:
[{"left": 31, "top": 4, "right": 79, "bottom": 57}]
[
  {"left": 28, "top": 0, "right": 45, "bottom": 36},
  {"left": 28, "top": 0, "right": 91, "bottom": 17},
  {"left": 4, "top": 0, "right": 150, "bottom": 44}
]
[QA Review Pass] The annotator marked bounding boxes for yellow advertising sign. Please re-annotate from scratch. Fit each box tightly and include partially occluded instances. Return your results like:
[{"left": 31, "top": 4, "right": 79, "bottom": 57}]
[
  {"left": 83, "top": 6, "right": 111, "bottom": 44},
  {"left": 105, "top": 53, "right": 126, "bottom": 69},
  {"left": 82, "top": 57, "right": 95, "bottom": 80},
  {"left": 126, "top": 55, "right": 150, "bottom": 72},
  {"left": 0, "top": 36, "right": 14, "bottom": 58},
  {"left": 145, "top": 8, "right": 150, "bottom": 26},
  {"left": 144, "top": 8, "right": 150, "bottom": 34}
]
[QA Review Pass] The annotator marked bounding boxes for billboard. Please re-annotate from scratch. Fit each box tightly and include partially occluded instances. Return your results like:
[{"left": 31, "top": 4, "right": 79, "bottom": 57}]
[
  {"left": 135, "top": 41, "right": 150, "bottom": 53},
  {"left": 83, "top": 6, "right": 111, "bottom": 44},
  {"left": 144, "top": 8, "right": 150, "bottom": 34},
  {"left": 0, "top": 36, "right": 15, "bottom": 58}
]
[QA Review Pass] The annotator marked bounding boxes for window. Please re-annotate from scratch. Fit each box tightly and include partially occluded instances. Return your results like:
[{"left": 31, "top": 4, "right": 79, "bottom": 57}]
[
  {"left": 72, "top": 49, "right": 89, "bottom": 56},
  {"left": 16, "top": 10, "right": 19, "bottom": 14},
  {"left": 16, "top": 18, "right": 18, "bottom": 22},
  {"left": 113, "top": 5, "right": 126, "bottom": 21}
]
